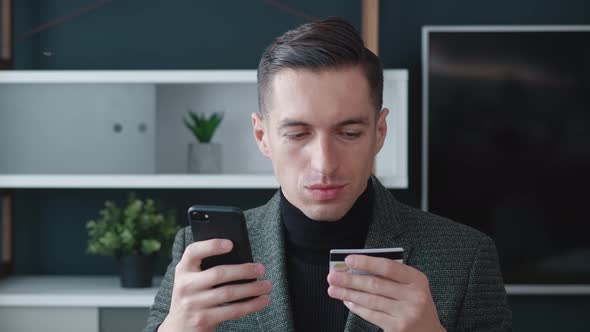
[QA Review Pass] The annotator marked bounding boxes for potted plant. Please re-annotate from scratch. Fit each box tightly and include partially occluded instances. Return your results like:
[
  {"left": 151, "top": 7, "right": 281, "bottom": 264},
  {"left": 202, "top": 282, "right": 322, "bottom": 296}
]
[
  {"left": 86, "top": 193, "right": 178, "bottom": 288},
  {"left": 183, "top": 110, "right": 224, "bottom": 173}
]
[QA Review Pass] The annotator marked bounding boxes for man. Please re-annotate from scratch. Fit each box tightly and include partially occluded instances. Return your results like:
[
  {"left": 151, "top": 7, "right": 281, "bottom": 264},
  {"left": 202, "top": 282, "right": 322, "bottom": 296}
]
[{"left": 145, "top": 17, "right": 512, "bottom": 332}]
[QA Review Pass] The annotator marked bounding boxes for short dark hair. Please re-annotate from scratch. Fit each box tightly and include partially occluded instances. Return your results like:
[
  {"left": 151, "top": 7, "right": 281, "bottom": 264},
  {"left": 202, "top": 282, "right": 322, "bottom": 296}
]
[{"left": 257, "top": 17, "right": 384, "bottom": 116}]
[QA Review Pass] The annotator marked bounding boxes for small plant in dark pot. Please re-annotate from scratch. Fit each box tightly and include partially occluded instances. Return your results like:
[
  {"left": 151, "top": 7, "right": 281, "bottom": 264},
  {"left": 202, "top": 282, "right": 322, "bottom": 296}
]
[
  {"left": 184, "top": 110, "right": 224, "bottom": 173},
  {"left": 86, "top": 193, "right": 178, "bottom": 288}
]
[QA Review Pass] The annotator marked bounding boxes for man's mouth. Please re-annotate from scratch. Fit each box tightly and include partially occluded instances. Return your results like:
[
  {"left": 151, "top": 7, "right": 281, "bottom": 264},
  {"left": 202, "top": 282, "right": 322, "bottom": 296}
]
[{"left": 306, "top": 184, "right": 347, "bottom": 200}]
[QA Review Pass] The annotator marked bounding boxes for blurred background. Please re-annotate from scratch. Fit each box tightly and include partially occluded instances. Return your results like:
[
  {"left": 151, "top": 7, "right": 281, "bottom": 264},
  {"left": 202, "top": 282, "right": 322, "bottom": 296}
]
[{"left": 0, "top": 0, "right": 589, "bottom": 331}]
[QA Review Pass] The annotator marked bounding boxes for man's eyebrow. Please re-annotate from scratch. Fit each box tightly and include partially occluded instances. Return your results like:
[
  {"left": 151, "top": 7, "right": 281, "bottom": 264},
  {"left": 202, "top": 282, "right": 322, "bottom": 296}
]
[
  {"left": 278, "top": 119, "right": 310, "bottom": 129},
  {"left": 278, "top": 116, "right": 370, "bottom": 129},
  {"left": 336, "top": 117, "right": 370, "bottom": 126}
]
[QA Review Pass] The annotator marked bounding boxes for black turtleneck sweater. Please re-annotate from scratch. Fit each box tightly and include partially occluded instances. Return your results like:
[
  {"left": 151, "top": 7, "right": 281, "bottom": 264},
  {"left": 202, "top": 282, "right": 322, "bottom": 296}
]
[{"left": 280, "top": 180, "right": 373, "bottom": 332}]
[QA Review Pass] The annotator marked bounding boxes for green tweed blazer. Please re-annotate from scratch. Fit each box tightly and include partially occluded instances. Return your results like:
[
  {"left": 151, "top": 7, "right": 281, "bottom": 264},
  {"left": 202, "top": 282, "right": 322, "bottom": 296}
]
[{"left": 145, "top": 177, "right": 512, "bottom": 332}]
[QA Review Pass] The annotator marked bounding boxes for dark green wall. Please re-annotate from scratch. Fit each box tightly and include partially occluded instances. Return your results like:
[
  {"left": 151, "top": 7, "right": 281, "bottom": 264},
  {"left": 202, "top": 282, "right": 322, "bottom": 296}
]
[
  {"left": 13, "top": 188, "right": 276, "bottom": 275},
  {"left": 510, "top": 295, "right": 590, "bottom": 331},
  {"left": 14, "top": 0, "right": 360, "bottom": 69},
  {"left": 6, "top": 1, "right": 590, "bottom": 331}
]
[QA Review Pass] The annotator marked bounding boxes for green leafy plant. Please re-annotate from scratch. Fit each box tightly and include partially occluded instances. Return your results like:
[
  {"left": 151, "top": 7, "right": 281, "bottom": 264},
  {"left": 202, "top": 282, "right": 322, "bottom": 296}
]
[
  {"left": 183, "top": 110, "right": 224, "bottom": 143},
  {"left": 86, "top": 193, "right": 179, "bottom": 257}
]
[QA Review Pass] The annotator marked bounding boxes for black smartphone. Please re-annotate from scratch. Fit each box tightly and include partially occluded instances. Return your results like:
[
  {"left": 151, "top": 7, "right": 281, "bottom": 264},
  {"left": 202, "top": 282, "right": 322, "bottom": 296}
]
[{"left": 187, "top": 205, "right": 255, "bottom": 289}]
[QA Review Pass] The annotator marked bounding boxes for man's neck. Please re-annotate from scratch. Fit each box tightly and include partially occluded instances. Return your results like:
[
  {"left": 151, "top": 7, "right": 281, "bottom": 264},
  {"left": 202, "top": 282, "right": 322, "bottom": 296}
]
[{"left": 280, "top": 179, "right": 374, "bottom": 255}]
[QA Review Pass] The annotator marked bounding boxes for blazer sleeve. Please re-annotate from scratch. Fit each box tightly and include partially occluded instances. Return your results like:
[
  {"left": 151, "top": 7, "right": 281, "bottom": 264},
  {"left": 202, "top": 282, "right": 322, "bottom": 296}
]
[
  {"left": 455, "top": 235, "right": 513, "bottom": 332},
  {"left": 143, "top": 227, "right": 188, "bottom": 332}
]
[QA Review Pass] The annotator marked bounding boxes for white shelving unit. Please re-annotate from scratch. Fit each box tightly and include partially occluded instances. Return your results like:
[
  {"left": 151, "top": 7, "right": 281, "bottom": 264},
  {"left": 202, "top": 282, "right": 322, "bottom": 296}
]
[
  {"left": 0, "top": 69, "right": 408, "bottom": 189},
  {"left": 0, "top": 68, "right": 408, "bottom": 329},
  {"left": 1, "top": 275, "right": 588, "bottom": 332}
]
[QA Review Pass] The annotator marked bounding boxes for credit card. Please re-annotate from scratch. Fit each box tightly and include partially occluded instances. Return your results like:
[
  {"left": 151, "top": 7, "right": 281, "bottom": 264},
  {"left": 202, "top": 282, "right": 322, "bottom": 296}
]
[{"left": 329, "top": 248, "right": 404, "bottom": 276}]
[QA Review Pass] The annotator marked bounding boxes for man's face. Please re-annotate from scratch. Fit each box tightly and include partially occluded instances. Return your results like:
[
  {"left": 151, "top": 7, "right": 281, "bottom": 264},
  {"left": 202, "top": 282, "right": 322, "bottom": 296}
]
[{"left": 252, "top": 66, "right": 388, "bottom": 221}]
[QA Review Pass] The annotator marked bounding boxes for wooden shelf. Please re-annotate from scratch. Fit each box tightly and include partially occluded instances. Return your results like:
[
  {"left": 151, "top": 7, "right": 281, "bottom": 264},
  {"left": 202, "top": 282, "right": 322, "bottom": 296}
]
[
  {"left": 1, "top": 276, "right": 589, "bottom": 308},
  {"left": 0, "top": 70, "right": 257, "bottom": 83},
  {"left": 0, "top": 69, "right": 407, "bottom": 84},
  {"left": 0, "top": 174, "right": 277, "bottom": 189},
  {"left": 505, "top": 284, "right": 590, "bottom": 296},
  {"left": 0, "top": 276, "right": 160, "bottom": 307},
  {"left": 0, "top": 174, "right": 406, "bottom": 189}
]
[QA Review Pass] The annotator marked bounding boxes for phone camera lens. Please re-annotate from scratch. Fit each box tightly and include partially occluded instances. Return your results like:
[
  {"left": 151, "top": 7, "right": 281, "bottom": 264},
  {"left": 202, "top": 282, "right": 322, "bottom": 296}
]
[{"left": 191, "top": 211, "right": 208, "bottom": 221}]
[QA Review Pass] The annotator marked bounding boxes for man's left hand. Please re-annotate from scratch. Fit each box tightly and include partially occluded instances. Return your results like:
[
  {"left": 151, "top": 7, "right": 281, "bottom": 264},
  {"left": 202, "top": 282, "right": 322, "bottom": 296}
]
[{"left": 327, "top": 254, "right": 446, "bottom": 332}]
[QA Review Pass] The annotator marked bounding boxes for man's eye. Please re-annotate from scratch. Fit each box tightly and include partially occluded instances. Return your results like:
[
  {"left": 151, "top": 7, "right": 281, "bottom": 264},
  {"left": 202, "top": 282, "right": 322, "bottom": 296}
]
[
  {"left": 342, "top": 132, "right": 362, "bottom": 139},
  {"left": 286, "top": 132, "right": 309, "bottom": 140}
]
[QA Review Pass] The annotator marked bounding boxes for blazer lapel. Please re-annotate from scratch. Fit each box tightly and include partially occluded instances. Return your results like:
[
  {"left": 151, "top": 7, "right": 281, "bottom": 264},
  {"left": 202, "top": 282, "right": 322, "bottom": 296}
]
[
  {"left": 248, "top": 192, "right": 296, "bottom": 332},
  {"left": 344, "top": 176, "right": 411, "bottom": 332}
]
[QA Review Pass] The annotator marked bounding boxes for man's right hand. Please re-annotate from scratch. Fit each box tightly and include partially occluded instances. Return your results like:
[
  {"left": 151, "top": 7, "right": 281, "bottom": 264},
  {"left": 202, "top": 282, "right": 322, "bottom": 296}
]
[{"left": 158, "top": 239, "right": 272, "bottom": 332}]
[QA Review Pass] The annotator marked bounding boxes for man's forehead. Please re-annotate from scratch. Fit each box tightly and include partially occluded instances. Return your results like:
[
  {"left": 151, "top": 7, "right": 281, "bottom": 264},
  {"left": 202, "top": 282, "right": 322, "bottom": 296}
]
[
  {"left": 265, "top": 67, "right": 374, "bottom": 123},
  {"left": 270, "top": 66, "right": 364, "bottom": 88}
]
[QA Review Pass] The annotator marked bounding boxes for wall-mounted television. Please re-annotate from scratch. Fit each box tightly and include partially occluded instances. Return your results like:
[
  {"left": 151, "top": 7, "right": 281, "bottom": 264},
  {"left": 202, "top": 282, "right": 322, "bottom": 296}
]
[{"left": 422, "top": 26, "right": 590, "bottom": 285}]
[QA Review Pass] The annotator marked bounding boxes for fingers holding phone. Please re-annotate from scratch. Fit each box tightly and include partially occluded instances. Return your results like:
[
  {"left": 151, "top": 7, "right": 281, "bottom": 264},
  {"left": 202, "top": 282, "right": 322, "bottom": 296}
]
[
  {"left": 176, "top": 238, "right": 232, "bottom": 273},
  {"left": 176, "top": 239, "right": 268, "bottom": 296},
  {"left": 192, "top": 259, "right": 272, "bottom": 306},
  {"left": 158, "top": 206, "right": 271, "bottom": 332}
]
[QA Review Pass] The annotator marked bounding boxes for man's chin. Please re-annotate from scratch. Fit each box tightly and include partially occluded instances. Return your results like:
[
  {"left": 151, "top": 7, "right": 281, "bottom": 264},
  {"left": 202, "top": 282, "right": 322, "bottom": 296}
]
[{"left": 301, "top": 202, "right": 350, "bottom": 221}]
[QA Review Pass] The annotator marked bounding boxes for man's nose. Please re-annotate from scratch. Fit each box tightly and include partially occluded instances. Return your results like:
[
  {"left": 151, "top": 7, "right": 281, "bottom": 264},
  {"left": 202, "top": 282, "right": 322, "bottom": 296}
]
[{"left": 310, "top": 134, "right": 339, "bottom": 176}]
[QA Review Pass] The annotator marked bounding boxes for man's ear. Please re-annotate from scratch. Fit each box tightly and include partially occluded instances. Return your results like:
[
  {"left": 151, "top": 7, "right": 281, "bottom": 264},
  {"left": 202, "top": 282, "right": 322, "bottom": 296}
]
[
  {"left": 374, "top": 108, "right": 389, "bottom": 155},
  {"left": 252, "top": 112, "right": 271, "bottom": 157}
]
